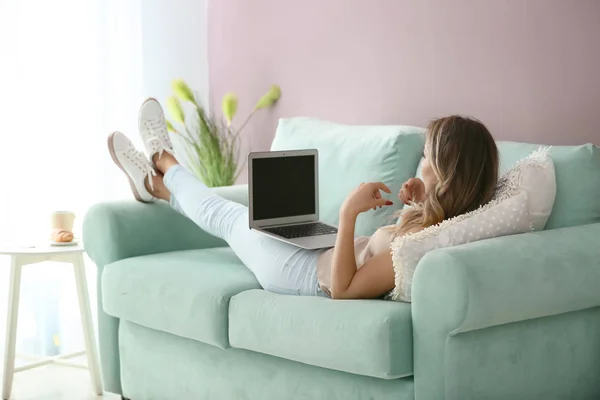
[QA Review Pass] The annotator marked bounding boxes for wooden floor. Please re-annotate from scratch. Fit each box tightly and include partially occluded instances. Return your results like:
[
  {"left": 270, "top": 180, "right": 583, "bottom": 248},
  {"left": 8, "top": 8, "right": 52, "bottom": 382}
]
[{"left": 9, "top": 360, "right": 120, "bottom": 400}]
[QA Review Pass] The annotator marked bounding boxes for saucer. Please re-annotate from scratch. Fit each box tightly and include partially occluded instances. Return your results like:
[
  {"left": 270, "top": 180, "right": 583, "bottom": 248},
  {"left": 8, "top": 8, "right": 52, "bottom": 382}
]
[{"left": 49, "top": 239, "right": 80, "bottom": 247}]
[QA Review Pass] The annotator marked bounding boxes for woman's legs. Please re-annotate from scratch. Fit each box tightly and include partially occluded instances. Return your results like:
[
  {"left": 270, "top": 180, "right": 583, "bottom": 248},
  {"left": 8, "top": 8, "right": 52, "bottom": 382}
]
[
  {"left": 149, "top": 153, "right": 326, "bottom": 297},
  {"left": 129, "top": 98, "right": 328, "bottom": 297},
  {"left": 151, "top": 153, "right": 246, "bottom": 241}
]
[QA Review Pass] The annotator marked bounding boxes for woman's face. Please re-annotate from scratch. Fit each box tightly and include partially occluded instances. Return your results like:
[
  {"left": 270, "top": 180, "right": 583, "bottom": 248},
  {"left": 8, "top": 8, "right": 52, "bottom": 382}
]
[{"left": 421, "top": 140, "right": 438, "bottom": 193}]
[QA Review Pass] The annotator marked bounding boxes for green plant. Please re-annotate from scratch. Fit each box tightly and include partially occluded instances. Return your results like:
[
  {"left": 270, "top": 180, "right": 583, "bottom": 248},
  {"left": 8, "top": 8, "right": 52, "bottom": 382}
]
[{"left": 166, "top": 79, "right": 281, "bottom": 187}]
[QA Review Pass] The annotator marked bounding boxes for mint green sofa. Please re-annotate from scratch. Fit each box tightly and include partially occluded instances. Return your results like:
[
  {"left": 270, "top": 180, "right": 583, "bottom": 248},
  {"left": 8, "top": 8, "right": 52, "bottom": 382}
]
[{"left": 83, "top": 119, "right": 600, "bottom": 399}]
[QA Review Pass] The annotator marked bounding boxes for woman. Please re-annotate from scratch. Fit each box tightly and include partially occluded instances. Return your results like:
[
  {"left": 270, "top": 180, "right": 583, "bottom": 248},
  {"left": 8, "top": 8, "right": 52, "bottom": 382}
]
[{"left": 108, "top": 99, "right": 498, "bottom": 300}]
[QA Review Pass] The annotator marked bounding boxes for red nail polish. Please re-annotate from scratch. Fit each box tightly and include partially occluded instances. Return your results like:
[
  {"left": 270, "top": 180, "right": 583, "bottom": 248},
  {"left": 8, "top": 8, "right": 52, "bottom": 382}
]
[{"left": 385, "top": 201, "right": 393, "bottom": 205}]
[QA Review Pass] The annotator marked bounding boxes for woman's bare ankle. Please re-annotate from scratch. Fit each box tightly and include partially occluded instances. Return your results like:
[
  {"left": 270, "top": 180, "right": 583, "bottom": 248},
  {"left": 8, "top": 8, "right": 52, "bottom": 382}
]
[
  {"left": 153, "top": 152, "right": 180, "bottom": 174},
  {"left": 145, "top": 172, "right": 171, "bottom": 201}
]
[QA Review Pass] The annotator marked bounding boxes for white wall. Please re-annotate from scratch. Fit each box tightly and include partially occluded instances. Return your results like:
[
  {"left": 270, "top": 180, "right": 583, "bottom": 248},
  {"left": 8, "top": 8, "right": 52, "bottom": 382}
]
[
  {"left": 140, "top": 0, "right": 209, "bottom": 164},
  {"left": 0, "top": 0, "right": 210, "bottom": 364},
  {"left": 140, "top": 0, "right": 209, "bottom": 109}
]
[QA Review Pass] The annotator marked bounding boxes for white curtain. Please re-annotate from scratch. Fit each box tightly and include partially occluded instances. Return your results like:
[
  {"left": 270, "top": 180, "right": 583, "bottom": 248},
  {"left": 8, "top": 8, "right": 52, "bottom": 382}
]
[{"left": 0, "top": 0, "right": 144, "bottom": 359}]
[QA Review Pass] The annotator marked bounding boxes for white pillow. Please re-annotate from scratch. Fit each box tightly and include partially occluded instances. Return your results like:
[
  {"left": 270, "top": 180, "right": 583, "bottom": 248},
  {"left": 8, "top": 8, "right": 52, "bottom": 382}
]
[
  {"left": 495, "top": 147, "right": 556, "bottom": 230},
  {"left": 390, "top": 147, "right": 556, "bottom": 302}
]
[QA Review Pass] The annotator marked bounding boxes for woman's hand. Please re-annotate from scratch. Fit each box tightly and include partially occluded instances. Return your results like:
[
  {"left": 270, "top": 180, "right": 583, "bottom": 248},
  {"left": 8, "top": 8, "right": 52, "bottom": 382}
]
[
  {"left": 333, "top": 182, "right": 395, "bottom": 299},
  {"left": 398, "top": 178, "right": 426, "bottom": 205},
  {"left": 341, "top": 182, "right": 393, "bottom": 219}
]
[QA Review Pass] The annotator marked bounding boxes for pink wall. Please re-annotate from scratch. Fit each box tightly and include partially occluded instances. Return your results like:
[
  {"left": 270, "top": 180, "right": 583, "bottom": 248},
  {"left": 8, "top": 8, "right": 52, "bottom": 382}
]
[{"left": 209, "top": 0, "right": 600, "bottom": 169}]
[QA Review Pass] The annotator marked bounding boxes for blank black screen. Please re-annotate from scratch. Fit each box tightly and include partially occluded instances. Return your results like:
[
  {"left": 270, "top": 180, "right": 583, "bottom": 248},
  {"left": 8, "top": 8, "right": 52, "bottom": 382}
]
[{"left": 252, "top": 155, "right": 316, "bottom": 220}]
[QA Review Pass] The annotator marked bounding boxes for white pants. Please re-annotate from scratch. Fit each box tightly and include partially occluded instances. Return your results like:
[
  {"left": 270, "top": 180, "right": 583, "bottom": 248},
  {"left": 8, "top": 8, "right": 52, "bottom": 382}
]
[{"left": 165, "top": 165, "right": 328, "bottom": 297}]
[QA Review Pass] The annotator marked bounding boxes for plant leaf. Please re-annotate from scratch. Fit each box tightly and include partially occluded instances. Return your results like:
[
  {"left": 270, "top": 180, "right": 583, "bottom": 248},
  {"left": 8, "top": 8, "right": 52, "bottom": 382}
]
[
  {"left": 172, "top": 79, "right": 196, "bottom": 103},
  {"left": 166, "top": 96, "right": 185, "bottom": 124},
  {"left": 253, "top": 84, "right": 281, "bottom": 110}
]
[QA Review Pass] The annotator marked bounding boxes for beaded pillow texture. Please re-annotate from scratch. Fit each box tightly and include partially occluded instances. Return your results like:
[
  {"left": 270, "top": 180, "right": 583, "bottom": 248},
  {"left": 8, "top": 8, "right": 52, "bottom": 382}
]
[{"left": 390, "top": 147, "right": 556, "bottom": 302}]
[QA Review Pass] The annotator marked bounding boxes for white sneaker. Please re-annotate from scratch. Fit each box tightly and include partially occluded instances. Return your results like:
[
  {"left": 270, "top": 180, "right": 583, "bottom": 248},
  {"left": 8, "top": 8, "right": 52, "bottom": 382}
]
[
  {"left": 107, "top": 131, "right": 156, "bottom": 203},
  {"left": 138, "top": 97, "right": 174, "bottom": 163}
]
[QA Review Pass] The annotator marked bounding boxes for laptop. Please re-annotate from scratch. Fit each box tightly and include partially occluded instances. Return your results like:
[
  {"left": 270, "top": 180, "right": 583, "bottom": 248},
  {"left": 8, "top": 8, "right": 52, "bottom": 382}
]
[{"left": 248, "top": 149, "right": 338, "bottom": 249}]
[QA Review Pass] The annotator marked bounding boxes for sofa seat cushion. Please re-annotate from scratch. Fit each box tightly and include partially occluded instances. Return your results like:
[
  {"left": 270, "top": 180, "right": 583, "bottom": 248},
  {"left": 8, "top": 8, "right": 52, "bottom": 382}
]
[
  {"left": 102, "top": 248, "right": 260, "bottom": 348},
  {"left": 229, "top": 290, "right": 413, "bottom": 379}
]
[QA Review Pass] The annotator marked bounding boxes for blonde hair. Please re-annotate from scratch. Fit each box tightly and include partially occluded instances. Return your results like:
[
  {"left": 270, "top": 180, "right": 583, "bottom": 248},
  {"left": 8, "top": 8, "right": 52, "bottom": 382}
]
[{"left": 393, "top": 115, "right": 499, "bottom": 236}]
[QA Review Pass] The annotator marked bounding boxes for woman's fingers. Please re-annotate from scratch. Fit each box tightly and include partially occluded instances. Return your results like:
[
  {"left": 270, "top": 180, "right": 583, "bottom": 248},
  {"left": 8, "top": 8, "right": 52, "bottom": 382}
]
[
  {"left": 398, "top": 187, "right": 412, "bottom": 205},
  {"left": 360, "top": 182, "right": 394, "bottom": 212},
  {"left": 371, "top": 182, "right": 392, "bottom": 194},
  {"left": 375, "top": 198, "right": 393, "bottom": 207}
]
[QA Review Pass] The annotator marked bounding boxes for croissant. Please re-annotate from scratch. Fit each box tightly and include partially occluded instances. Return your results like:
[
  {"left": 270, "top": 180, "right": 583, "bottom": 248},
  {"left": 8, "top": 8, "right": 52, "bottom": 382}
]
[{"left": 51, "top": 228, "right": 74, "bottom": 243}]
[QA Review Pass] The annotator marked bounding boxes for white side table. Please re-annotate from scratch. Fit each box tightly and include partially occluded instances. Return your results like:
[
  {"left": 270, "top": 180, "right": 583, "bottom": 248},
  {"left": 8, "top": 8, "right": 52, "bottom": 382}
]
[{"left": 0, "top": 244, "right": 102, "bottom": 399}]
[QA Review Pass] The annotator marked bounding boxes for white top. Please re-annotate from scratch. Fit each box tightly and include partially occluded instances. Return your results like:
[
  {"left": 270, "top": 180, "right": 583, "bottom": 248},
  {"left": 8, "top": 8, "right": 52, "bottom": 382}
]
[{"left": 0, "top": 243, "right": 84, "bottom": 256}]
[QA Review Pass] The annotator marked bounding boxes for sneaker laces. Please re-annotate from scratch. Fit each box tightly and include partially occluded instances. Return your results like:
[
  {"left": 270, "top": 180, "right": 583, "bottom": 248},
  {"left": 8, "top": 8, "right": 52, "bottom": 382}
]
[
  {"left": 144, "top": 116, "right": 174, "bottom": 159},
  {"left": 124, "top": 145, "right": 157, "bottom": 191}
]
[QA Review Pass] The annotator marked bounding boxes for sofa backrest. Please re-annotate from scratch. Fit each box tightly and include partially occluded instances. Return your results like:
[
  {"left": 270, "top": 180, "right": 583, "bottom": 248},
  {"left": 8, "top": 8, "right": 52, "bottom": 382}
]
[
  {"left": 271, "top": 117, "right": 425, "bottom": 236},
  {"left": 270, "top": 117, "right": 599, "bottom": 233},
  {"left": 497, "top": 142, "right": 600, "bottom": 230},
  {"left": 416, "top": 142, "right": 600, "bottom": 230}
]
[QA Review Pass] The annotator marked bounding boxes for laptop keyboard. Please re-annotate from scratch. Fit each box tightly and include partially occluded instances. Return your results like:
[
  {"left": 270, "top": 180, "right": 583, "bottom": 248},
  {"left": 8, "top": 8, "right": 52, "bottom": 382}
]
[{"left": 263, "top": 222, "right": 338, "bottom": 239}]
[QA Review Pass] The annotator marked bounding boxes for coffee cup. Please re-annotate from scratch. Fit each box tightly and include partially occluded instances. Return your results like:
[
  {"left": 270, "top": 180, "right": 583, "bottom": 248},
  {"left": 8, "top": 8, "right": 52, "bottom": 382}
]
[{"left": 51, "top": 211, "right": 75, "bottom": 232}]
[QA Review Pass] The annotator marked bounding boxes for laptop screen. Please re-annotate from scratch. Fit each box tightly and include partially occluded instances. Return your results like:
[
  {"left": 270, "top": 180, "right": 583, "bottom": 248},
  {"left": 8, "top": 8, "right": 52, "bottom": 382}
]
[{"left": 252, "top": 154, "right": 316, "bottom": 220}]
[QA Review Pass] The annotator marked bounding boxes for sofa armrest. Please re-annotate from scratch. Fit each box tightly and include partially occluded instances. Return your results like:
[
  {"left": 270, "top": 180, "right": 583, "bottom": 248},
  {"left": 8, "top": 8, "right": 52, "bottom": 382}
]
[
  {"left": 413, "top": 222, "right": 600, "bottom": 333},
  {"left": 81, "top": 184, "right": 247, "bottom": 394},
  {"left": 83, "top": 184, "right": 248, "bottom": 267},
  {"left": 412, "top": 223, "right": 600, "bottom": 399}
]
